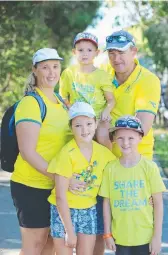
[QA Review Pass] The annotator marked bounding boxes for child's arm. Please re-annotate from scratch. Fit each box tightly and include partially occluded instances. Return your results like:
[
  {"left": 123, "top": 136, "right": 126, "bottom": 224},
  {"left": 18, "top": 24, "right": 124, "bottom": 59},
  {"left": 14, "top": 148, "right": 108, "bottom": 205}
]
[
  {"left": 101, "top": 92, "right": 115, "bottom": 121},
  {"left": 150, "top": 192, "right": 163, "bottom": 255},
  {"left": 103, "top": 198, "right": 116, "bottom": 252},
  {"left": 55, "top": 174, "right": 77, "bottom": 248}
]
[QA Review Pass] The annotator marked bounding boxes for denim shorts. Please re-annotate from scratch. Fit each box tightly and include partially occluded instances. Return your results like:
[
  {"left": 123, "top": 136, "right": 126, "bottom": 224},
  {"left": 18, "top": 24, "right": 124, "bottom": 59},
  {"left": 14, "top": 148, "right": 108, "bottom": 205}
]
[
  {"left": 96, "top": 195, "right": 104, "bottom": 235},
  {"left": 50, "top": 204, "right": 97, "bottom": 238}
]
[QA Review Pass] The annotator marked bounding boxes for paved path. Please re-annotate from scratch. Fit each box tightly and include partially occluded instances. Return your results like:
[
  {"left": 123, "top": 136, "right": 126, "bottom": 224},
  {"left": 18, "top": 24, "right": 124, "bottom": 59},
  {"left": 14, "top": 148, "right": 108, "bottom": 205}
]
[{"left": 0, "top": 170, "right": 168, "bottom": 255}]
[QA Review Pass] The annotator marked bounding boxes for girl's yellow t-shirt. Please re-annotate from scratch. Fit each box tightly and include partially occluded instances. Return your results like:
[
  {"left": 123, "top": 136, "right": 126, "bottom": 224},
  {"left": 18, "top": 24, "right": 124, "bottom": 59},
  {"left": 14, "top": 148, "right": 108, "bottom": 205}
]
[
  {"left": 48, "top": 139, "right": 116, "bottom": 209},
  {"left": 11, "top": 88, "right": 71, "bottom": 189}
]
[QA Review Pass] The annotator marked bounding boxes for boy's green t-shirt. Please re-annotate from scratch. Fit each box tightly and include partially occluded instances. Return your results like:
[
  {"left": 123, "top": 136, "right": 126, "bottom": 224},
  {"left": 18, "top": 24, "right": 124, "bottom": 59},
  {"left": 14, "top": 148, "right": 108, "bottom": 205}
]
[{"left": 99, "top": 156, "right": 166, "bottom": 246}]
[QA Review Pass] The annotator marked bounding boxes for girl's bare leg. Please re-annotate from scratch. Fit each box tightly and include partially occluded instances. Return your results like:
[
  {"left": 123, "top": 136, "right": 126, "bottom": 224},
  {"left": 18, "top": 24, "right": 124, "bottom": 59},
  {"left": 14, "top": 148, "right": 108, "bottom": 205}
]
[
  {"left": 76, "top": 233, "right": 96, "bottom": 255},
  {"left": 53, "top": 238, "right": 73, "bottom": 255},
  {"left": 93, "top": 235, "right": 105, "bottom": 255}
]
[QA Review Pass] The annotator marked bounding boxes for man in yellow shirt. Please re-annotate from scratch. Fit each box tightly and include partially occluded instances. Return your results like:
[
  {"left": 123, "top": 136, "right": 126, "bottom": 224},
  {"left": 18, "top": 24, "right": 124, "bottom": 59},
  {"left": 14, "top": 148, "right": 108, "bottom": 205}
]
[{"left": 101, "top": 30, "right": 161, "bottom": 159}]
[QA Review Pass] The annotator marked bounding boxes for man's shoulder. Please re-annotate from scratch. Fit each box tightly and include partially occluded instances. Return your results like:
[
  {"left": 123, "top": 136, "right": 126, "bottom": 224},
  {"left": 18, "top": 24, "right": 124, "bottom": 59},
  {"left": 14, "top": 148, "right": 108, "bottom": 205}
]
[{"left": 140, "top": 65, "right": 160, "bottom": 83}]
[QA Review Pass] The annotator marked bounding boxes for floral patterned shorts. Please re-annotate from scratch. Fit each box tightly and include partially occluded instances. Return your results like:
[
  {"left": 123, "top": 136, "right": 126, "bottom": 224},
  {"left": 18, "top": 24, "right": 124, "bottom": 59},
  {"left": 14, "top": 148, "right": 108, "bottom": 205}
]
[{"left": 50, "top": 204, "right": 97, "bottom": 238}]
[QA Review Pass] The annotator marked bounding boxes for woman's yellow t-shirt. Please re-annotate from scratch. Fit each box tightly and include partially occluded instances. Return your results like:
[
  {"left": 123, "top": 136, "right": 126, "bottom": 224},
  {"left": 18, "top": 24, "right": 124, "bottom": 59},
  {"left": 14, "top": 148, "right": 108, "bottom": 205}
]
[
  {"left": 11, "top": 88, "right": 71, "bottom": 189},
  {"left": 48, "top": 139, "right": 116, "bottom": 209}
]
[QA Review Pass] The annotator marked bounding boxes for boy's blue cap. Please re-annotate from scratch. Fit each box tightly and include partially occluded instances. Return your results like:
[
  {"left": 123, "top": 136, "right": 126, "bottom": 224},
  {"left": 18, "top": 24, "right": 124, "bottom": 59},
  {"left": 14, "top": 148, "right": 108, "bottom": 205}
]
[
  {"left": 73, "top": 32, "right": 98, "bottom": 47},
  {"left": 69, "top": 102, "right": 96, "bottom": 120},
  {"left": 33, "top": 48, "right": 63, "bottom": 66},
  {"left": 105, "top": 30, "right": 135, "bottom": 51},
  {"left": 110, "top": 115, "right": 144, "bottom": 136}
]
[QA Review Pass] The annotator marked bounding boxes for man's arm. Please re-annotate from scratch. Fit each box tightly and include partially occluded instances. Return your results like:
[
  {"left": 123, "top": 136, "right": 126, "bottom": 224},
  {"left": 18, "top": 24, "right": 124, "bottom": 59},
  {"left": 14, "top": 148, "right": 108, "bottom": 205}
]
[
  {"left": 136, "top": 112, "right": 155, "bottom": 136},
  {"left": 149, "top": 192, "right": 163, "bottom": 255}
]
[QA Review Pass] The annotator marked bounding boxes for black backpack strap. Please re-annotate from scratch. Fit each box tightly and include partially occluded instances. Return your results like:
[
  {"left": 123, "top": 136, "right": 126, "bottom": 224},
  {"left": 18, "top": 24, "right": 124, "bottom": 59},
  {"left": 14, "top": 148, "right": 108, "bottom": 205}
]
[
  {"left": 55, "top": 92, "right": 69, "bottom": 110},
  {"left": 25, "top": 92, "right": 47, "bottom": 122}
]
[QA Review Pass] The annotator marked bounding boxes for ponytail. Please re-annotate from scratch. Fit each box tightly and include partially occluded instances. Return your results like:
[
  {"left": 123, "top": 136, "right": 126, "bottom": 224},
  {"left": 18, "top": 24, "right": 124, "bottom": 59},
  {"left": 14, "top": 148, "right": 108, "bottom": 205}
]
[{"left": 24, "top": 72, "right": 37, "bottom": 94}]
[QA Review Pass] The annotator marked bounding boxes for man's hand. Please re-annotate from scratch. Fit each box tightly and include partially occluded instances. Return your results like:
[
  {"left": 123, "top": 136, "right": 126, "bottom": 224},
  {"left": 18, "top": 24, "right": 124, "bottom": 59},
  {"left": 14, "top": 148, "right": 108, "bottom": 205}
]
[
  {"left": 105, "top": 237, "right": 116, "bottom": 251},
  {"left": 149, "top": 235, "right": 162, "bottom": 255},
  {"left": 101, "top": 108, "right": 111, "bottom": 122}
]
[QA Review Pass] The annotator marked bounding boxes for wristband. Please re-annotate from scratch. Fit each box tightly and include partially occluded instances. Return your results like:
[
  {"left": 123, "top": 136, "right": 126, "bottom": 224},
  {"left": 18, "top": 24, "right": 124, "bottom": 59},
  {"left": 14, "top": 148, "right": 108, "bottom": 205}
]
[{"left": 103, "top": 233, "right": 113, "bottom": 239}]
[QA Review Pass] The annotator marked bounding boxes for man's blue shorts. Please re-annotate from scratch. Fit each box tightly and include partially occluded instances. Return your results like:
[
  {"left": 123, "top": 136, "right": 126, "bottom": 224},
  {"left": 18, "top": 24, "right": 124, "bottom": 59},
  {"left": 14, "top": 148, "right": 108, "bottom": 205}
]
[{"left": 96, "top": 195, "right": 104, "bottom": 235}]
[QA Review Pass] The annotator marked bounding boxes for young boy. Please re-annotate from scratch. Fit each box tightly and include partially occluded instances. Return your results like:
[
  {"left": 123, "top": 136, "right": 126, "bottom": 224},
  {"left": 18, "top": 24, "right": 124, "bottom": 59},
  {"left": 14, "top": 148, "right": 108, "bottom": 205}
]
[
  {"left": 99, "top": 115, "right": 166, "bottom": 255},
  {"left": 59, "top": 32, "right": 115, "bottom": 150},
  {"left": 47, "top": 102, "right": 116, "bottom": 255}
]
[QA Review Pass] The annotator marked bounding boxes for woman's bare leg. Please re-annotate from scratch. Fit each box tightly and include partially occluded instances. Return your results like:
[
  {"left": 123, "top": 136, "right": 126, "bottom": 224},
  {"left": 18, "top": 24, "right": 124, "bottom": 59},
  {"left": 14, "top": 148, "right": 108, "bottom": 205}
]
[
  {"left": 20, "top": 227, "right": 50, "bottom": 255},
  {"left": 41, "top": 235, "right": 55, "bottom": 255}
]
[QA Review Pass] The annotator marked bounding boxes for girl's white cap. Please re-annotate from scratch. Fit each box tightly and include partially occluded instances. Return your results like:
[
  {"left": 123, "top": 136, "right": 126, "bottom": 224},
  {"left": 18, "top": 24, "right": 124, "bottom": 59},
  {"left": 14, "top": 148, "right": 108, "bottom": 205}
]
[{"left": 69, "top": 102, "right": 96, "bottom": 120}]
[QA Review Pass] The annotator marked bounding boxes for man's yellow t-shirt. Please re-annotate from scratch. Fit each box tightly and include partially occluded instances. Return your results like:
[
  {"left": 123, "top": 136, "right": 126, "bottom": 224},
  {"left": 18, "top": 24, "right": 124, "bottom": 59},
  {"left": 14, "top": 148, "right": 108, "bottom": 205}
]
[
  {"left": 48, "top": 139, "right": 116, "bottom": 209},
  {"left": 99, "top": 157, "right": 166, "bottom": 246},
  {"left": 59, "top": 65, "right": 114, "bottom": 118},
  {"left": 101, "top": 60, "right": 161, "bottom": 159},
  {"left": 11, "top": 88, "right": 71, "bottom": 189}
]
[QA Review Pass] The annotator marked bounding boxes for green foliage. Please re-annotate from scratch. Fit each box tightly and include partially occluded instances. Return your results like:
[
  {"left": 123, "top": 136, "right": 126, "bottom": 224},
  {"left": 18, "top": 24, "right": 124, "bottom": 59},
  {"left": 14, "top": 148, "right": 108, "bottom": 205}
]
[
  {"left": 0, "top": 1, "right": 101, "bottom": 119},
  {"left": 154, "top": 134, "right": 168, "bottom": 177},
  {"left": 145, "top": 21, "right": 168, "bottom": 73}
]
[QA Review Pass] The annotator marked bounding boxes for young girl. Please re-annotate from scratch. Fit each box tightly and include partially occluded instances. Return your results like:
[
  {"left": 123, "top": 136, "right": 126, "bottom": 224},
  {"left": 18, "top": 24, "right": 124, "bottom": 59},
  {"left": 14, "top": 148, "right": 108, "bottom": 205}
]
[
  {"left": 47, "top": 102, "right": 116, "bottom": 255},
  {"left": 59, "top": 32, "right": 115, "bottom": 150}
]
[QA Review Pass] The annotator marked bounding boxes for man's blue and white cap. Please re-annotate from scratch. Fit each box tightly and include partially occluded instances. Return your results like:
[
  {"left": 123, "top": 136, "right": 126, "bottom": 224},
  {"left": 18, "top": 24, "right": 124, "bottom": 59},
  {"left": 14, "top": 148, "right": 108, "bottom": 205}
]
[
  {"left": 69, "top": 102, "right": 96, "bottom": 120},
  {"left": 33, "top": 48, "right": 63, "bottom": 66},
  {"left": 105, "top": 30, "right": 136, "bottom": 51}
]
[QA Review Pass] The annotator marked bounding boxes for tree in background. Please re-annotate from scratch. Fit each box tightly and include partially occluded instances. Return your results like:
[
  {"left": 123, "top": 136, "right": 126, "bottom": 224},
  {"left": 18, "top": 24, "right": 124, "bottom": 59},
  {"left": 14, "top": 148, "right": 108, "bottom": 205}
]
[{"left": 0, "top": 1, "right": 101, "bottom": 118}]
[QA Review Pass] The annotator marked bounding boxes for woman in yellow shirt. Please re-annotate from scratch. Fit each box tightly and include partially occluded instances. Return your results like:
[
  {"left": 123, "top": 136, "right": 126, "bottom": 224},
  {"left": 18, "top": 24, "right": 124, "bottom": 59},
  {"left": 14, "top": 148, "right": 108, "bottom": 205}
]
[{"left": 10, "top": 48, "right": 71, "bottom": 255}]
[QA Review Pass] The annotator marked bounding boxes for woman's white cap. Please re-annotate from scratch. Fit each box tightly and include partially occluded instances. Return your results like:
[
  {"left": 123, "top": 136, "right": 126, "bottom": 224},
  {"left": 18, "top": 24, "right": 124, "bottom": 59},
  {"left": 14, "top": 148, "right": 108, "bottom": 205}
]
[
  {"left": 69, "top": 102, "right": 96, "bottom": 120},
  {"left": 33, "top": 48, "right": 63, "bottom": 66}
]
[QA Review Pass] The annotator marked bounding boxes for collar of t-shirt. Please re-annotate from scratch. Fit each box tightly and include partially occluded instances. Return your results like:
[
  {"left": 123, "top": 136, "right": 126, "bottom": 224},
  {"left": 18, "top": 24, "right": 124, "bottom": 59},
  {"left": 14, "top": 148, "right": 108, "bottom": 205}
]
[{"left": 112, "top": 59, "right": 141, "bottom": 88}]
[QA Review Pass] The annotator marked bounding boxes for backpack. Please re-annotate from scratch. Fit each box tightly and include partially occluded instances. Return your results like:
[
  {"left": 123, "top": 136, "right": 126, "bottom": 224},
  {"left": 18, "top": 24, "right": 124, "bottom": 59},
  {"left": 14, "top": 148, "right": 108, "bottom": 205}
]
[{"left": 0, "top": 92, "right": 47, "bottom": 173}]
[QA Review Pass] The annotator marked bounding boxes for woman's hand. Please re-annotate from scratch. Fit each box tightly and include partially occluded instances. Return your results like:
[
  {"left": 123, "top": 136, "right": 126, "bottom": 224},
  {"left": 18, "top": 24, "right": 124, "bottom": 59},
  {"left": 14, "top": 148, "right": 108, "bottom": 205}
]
[
  {"left": 69, "top": 174, "right": 87, "bottom": 193},
  {"left": 65, "top": 231, "right": 77, "bottom": 248}
]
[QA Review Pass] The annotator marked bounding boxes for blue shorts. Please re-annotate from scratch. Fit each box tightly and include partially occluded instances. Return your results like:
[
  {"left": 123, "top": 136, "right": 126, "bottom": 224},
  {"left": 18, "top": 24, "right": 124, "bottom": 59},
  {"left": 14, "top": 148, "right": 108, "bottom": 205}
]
[
  {"left": 96, "top": 195, "right": 104, "bottom": 235},
  {"left": 50, "top": 204, "right": 97, "bottom": 238}
]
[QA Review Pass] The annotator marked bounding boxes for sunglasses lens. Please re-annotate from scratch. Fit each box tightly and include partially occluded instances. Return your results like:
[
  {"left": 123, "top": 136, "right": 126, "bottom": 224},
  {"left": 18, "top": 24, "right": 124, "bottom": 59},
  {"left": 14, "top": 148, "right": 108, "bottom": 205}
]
[
  {"left": 116, "top": 120, "right": 127, "bottom": 127},
  {"left": 127, "top": 120, "right": 139, "bottom": 129},
  {"left": 117, "top": 35, "right": 127, "bottom": 42}
]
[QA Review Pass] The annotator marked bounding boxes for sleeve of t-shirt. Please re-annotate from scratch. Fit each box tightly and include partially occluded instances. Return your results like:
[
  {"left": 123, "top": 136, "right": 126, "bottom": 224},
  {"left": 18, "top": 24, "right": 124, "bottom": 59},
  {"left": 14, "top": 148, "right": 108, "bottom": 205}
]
[
  {"left": 59, "top": 69, "right": 70, "bottom": 99},
  {"left": 148, "top": 163, "right": 166, "bottom": 194},
  {"left": 135, "top": 75, "right": 161, "bottom": 115},
  {"left": 47, "top": 147, "right": 73, "bottom": 178},
  {"left": 100, "top": 71, "right": 114, "bottom": 93},
  {"left": 15, "top": 96, "right": 41, "bottom": 126},
  {"left": 99, "top": 163, "right": 111, "bottom": 198}
]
